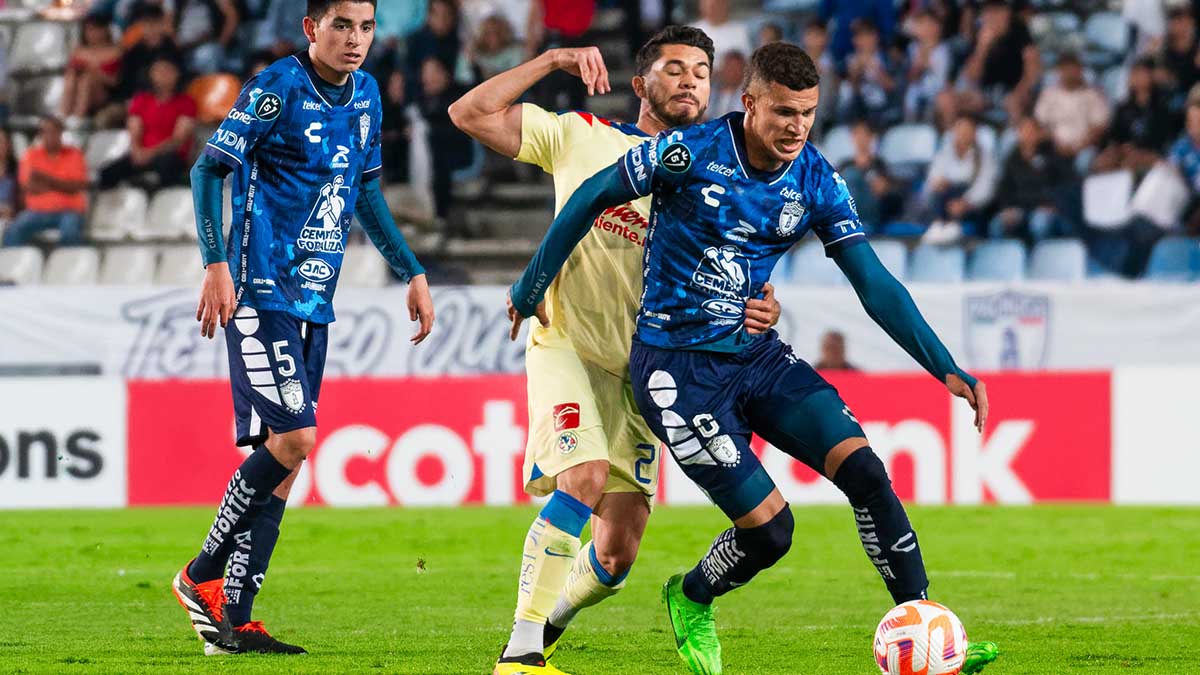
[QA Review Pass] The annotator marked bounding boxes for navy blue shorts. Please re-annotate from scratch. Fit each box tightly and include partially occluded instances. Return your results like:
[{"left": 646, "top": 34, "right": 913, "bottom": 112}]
[
  {"left": 630, "top": 331, "right": 865, "bottom": 520},
  {"left": 225, "top": 306, "right": 328, "bottom": 447}
]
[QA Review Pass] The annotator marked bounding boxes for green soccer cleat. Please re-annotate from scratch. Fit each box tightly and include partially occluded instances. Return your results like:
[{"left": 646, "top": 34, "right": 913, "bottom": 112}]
[
  {"left": 962, "top": 640, "right": 999, "bottom": 673},
  {"left": 662, "top": 574, "right": 722, "bottom": 675}
]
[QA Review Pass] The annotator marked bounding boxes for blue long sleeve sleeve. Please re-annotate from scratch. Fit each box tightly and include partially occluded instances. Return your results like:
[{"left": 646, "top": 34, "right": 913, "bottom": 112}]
[
  {"left": 834, "top": 243, "right": 977, "bottom": 388},
  {"left": 510, "top": 162, "right": 638, "bottom": 317},
  {"left": 191, "top": 154, "right": 231, "bottom": 267},
  {"left": 355, "top": 178, "right": 425, "bottom": 282}
]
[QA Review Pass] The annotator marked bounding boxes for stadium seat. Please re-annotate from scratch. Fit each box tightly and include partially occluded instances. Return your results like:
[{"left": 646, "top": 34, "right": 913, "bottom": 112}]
[
  {"left": 969, "top": 239, "right": 1027, "bottom": 282},
  {"left": 187, "top": 74, "right": 242, "bottom": 124},
  {"left": 1144, "top": 237, "right": 1199, "bottom": 282},
  {"left": 871, "top": 239, "right": 909, "bottom": 282},
  {"left": 9, "top": 22, "right": 68, "bottom": 74},
  {"left": 1029, "top": 238, "right": 1087, "bottom": 282},
  {"left": 1082, "top": 170, "right": 1133, "bottom": 229},
  {"left": 155, "top": 245, "right": 205, "bottom": 286},
  {"left": 100, "top": 246, "right": 158, "bottom": 285},
  {"left": 145, "top": 187, "right": 197, "bottom": 240},
  {"left": 42, "top": 247, "right": 100, "bottom": 285},
  {"left": 819, "top": 125, "right": 855, "bottom": 169},
  {"left": 0, "top": 246, "right": 43, "bottom": 285},
  {"left": 880, "top": 124, "right": 938, "bottom": 180},
  {"left": 1100, "top": 65, "right": 1129, "bottom": 104},
  {"left": 9, "top": 75, "right": 65, "bottom": 125},
  {"left": 909, "top": 245, "right": 965, "bottom": 283},
  {"left": 1084, "top": 12, "right": 1130, "bottom": 65},
  {"left": 89, "top": 187, "right": 149, "bottom": 242},
  {"left": 781, "top": 239, "right": 847, "bottom": 286},
  {"left": 85, "top": 130, "right": 132, "bottom": 173},
  {"left": 339, "top": 244, "right": 391, "bottom": 288}
]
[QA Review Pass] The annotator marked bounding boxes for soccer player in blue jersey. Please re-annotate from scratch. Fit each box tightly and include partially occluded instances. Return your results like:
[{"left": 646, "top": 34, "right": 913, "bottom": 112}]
[
  {"left": 508, "top": 42, "right": 999, "bottom": 674},
  {"left": 170, "top": 0, "right": 433, "bottom": 655}
]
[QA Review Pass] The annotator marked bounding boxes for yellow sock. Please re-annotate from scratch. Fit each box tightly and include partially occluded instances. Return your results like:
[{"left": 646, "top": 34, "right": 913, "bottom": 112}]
[{"left": 549, "top": 540, "right": 625, "bottom": 629}]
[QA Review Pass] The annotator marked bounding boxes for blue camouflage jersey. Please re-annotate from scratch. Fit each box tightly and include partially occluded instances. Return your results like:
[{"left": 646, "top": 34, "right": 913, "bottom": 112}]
[
  {"left": 204, "top": 53, "right": 383, "bottom": 324},
  {"left": 619, "top": 111, "right": 866, "bottom": 351}
]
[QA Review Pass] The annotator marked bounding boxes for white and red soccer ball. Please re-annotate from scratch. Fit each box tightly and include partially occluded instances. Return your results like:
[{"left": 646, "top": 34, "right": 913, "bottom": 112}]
[{"left": 873, "top": 600, "right": 969, "bottom": 675}]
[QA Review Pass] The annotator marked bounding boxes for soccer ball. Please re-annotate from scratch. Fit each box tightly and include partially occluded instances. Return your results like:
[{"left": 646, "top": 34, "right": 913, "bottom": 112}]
[{"left": 873, "top": 600, "right": 969, "bottom": 675}]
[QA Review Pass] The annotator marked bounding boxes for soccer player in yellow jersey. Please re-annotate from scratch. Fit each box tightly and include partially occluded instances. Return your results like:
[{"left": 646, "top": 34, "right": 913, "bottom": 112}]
[{"left": 450, "top": 27, "right": 781, "bottom": 675}]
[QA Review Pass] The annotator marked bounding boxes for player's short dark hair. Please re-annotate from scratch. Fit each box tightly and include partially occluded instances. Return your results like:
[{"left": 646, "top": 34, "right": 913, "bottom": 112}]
[
  {"left": 743, "top": 42, "right": 819, "bottom": 93},
  {"left": 307, "top": 0, "right": 377, "bottom": 22},
  {"left": 634, "top": 25, "right": 715, "bottom": 76}
]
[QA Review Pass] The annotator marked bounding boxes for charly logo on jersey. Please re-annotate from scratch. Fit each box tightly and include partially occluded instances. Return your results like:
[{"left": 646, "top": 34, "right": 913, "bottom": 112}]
[
  {"left": 359, "top": 113, "right": 371, "bottom": 150},
  {"left": 661, "top": 142, "right": 692, "bottom": 173},
  {"left": 297, "top": 175, "right": 349, "bottom": 253},
  {"left": 692, "top": 245, "right": 750, "bottom": 322},
  {"left": 253, "top": 92, "right": 283, "bottom": 121},
  {"left": 778, "top": 200, "right": 805, "bottom": 237}
]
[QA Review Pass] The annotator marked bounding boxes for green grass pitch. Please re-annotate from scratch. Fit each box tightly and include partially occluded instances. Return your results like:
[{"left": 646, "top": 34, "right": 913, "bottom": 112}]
[{"left": 0, "top": 505, "right": 1197, "bottom": 674}]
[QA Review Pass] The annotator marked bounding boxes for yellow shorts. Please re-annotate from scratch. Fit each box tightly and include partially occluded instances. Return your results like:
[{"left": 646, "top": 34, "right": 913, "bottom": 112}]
[{"left": 523, "top": 343, "right": 661, "bottom": 502}]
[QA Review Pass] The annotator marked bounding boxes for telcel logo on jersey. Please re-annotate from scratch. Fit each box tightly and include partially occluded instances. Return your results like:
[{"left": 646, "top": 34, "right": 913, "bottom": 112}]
[
  {"left": 354, "top": 99, "right": 371, "bottom": 110},
  {"left": 706, "top": 161, "right": 736, "bottom": 177},
  {"left": 303, "top": 100, "right": 322, "bottom": 111}
]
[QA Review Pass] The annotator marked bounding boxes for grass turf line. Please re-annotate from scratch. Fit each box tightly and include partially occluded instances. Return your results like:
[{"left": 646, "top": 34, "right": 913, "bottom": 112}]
[{"left": 0, "top": 505, "right": 1197, "bottom": 674}]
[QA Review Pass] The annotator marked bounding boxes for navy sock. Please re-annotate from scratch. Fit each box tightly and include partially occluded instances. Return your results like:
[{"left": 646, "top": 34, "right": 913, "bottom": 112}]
[
  {"left": 832, "top": 447, "right": 929, "bottom": 604},
  {"left": 682, "top": 505, "right": 794, "bottom": 605},
  {"left": 226, "top": 495, "right": 286, "bottom": 626},
  {"left": 189, "top": 445, "right": 292, "bottom": 583}
]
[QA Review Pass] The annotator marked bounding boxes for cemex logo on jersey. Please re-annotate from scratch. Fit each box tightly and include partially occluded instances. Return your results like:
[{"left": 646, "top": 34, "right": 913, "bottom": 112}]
[
  {"left": 692, "top": 246, "right": 750, "bottom": 301},
  {"left": 552, "top": 403, "right": 581, "bottom": 431},
  {"left": 297, "top": 175, "right": 348, "bottom": 253}
]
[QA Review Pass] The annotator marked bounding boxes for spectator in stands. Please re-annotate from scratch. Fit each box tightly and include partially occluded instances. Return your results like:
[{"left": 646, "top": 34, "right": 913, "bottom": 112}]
[
  {"left": 819, "top": 0, "right": 896, "bottom": 69},
  {"left": 960, "top": 0, "right": 1040, "bottom": 118},
  {"left": 459, "top": 0, "right": 531, "bottom": 51},
  {"left": 60, "top": 16, "right": 123, "bottom": 128},
  {"left": 115, "top": 6, "right": 182, "bottom": 108},
  {"left": 1034, "top": 53, "right": 1110, "bottom": 165},
  {"left": 838, "top": 119, "right": 900, "bottom": 230},
  {"left": 921, "top": 113, "right": 997, "bottom": 243},
  {"left": 838, "top": 19, "right": 901, "bottom": 128},
  {"left": 0, "top": 129, "right": 19, "bottom": 225},
  {"left": 2, "top": 117, "right": 88, "bottom": 248},
  {"left": 363, "top": 0, "right": 427, "bottom": 77},
  {"left": 803, "top": 21, "right": 838, "bottom": 140},
  {"left": 989, "top": 116, "right": 1077, "bottom": 244},
  {"left": 458, "top": 14, "right": 524, "bottom": 84},
  {"left": 691, "top": 0, "right": 750, "bottom": 64},
  {"left": 254, "top": 0, "right": 309, "bottom": 59},
  {"left": 904, "top": 10, "right": 950, "bottom": 122},
  {"left": 756, "top": 22, "right": 784, "bottom": 48},
  {"left": 1157, "top": 7, "right": 1200, "bottom": 110},
  {"left": 405, "top": 0, "right": 462, "bottom": 97},
  {"left": 417, "top": 57, "right": 472, "bottom": 225},
  {"left": 1168, "top": 87, "right": 1200, "bottom": 234},
  {"left": 99, "top": 57, "right": 196, "bottom": 190},
  {"left": 1094, "top": 57, "right": 1177, "bottom": 173},
  {"left": 813, "top": 331, "right": 858, "bottom": 371},
  {"left": 382, "top": 70, "right": 411, "bottom": 185},
  {"left": 174, "top": 0, "right": 241, "bottom": 75},
  {"left": 707, "top": 50, "right": 746, "bottom": 120}
]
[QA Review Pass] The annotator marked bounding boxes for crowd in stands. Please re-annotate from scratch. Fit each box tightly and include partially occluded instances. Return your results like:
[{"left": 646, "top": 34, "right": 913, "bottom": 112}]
[{"left": 0, "top": 0, "right": 1198, "bottom": 283}]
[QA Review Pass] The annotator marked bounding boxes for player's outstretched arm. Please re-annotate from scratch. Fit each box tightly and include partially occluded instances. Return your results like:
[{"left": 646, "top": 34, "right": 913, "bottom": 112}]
[
  {"left": 507, "top": 161, "right": 638, "bottom": 338},
  {"left": 355, "top": 179, "right": 434, "bottom": 344},
  {"left": 448, "top": 47, "right": 610, "bottom": 158},
  {"left": 191, "top": 154, "right": 236, "bottom": 339},
  {"left": 834, "top": 243, "right": 988, "bottom": 431}
]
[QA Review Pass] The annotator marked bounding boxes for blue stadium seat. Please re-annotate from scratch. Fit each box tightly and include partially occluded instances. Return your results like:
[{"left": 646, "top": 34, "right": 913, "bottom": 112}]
[
  {"left": 1144, "top": 237, "right": 1199, "bottom": 282},
  {"left": 1084, "top": 12, "right": 1130, "bottom": 66},
  {"left": 880, "top": 124, "right": 938, "bottom": 180},
  {"left": 909, "top": 245, "right": 965, "bottom": 283},
  {"left": 969, "top": 239, "right": 1027, "bottom": 282},
  {"left": 819, "top": 124, "right": 855, "bottom": 169},
  {"left": 783, "top": 240, "right": 847, "bottom": 286},
  {"left": 1029, "top": 239, "right": 1087, "bottom": 282},
  {"left": 871, "top": 239, "right": 908, "bottom": 282}
]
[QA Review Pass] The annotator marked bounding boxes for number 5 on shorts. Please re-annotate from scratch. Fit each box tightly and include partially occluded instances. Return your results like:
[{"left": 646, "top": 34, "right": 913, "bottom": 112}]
[{"left": 273, "top": 340, "right": 296, "bottom": 377}]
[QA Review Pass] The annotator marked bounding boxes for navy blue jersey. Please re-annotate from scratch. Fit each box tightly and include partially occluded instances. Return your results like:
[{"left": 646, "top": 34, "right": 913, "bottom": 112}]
[
  {"left": 619, "top": 112, "right": 866, "bottom": 350},
  {"left": 204, "top": 54, "right": 384, "bottom": 324}
]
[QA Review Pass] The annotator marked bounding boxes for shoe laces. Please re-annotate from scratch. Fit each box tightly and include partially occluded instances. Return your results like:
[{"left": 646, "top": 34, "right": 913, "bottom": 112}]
[
  {"left": 235, "top": 621, "right": 270, "bottom": 636},
  {"left": 195, "top": 581, "right": 227, "bottom": 623}
]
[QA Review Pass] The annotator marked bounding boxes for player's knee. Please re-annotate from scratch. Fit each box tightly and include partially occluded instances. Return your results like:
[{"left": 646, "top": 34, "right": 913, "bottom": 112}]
[
  {"left": 556, "top": 461, "right": 609, "bottom": 509},
  {"left": 595, "top": 543, "right": 637, "bottom": 581},
  {"left": 831, "top": 447, "right": 891, "bottom": 504},
  {"left": 742, "top": 503, "right": 794, "bottom": 565},
  {"left": 269, "top": 428, "right": 317, "bottom": 467}
]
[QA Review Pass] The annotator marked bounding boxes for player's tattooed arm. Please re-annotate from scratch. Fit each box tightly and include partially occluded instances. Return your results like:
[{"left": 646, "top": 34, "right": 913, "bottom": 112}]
[
  {"left": 509, "top": 161, "right": 637, "bottom": 325},
  {"left": 448, "top": 47, "right": 610, "bottom": 158},
  {"left": 835, "top": 243, "right": 988, "bottom": 431}
]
